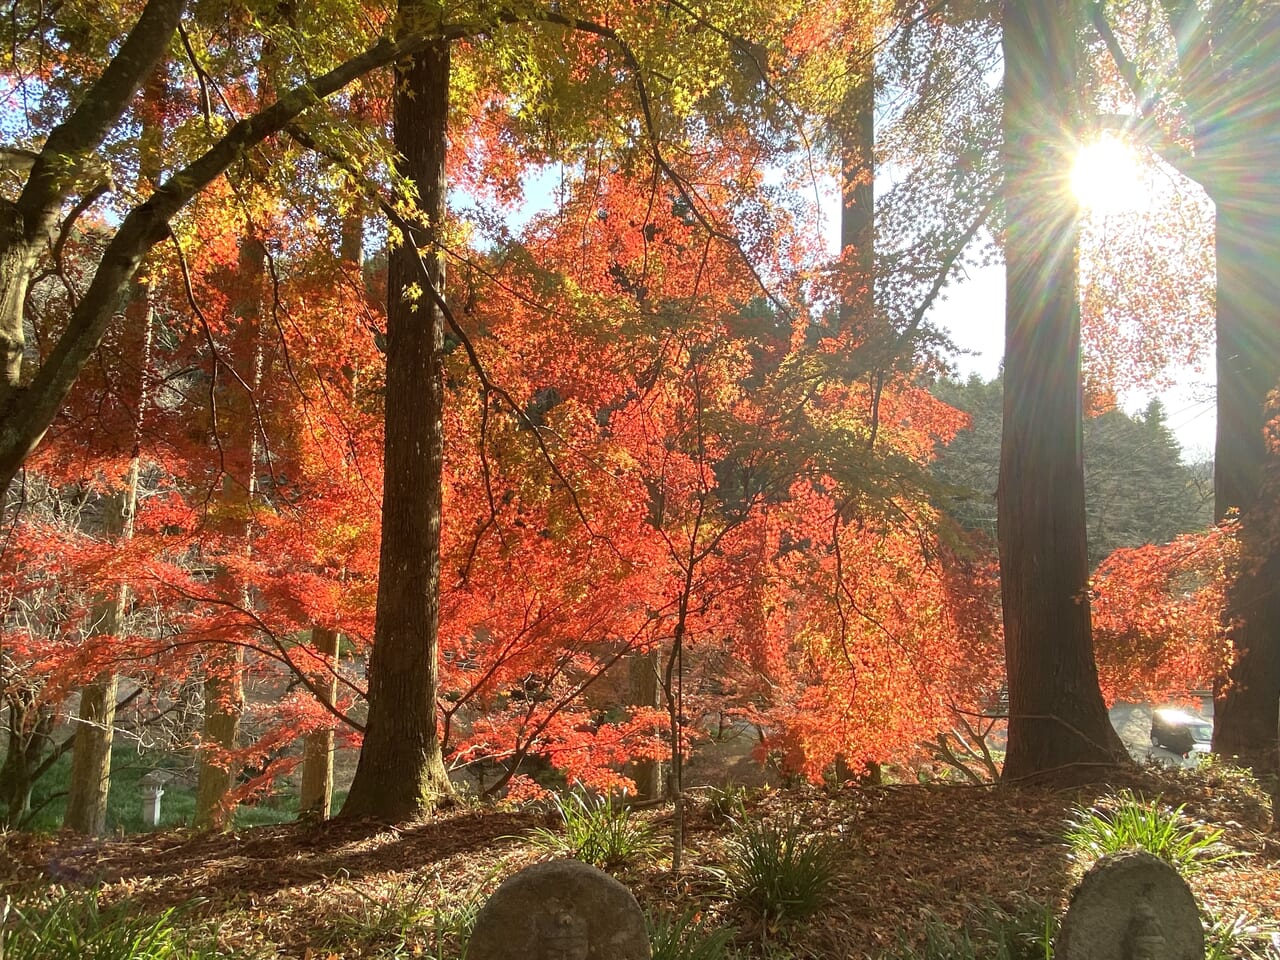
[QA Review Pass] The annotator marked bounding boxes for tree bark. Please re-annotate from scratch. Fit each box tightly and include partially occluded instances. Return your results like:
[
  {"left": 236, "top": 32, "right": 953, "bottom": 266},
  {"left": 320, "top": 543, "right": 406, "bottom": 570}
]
[
  {"left": 838, "top": 30, "right": 874, "bottom": 336},
  {"left": 194, "top": 650, "right": 244, "bottom": 828},
  {"left": 194, "top": 234, "right": 265, "bottom": 829},
  {"left": 63, "top": 460, "right": 141, "bottom": 834},
  {"left": 0, "top": 694, "right": 54, "bottom": 825},
  {"left": 997, "top": 0, "right": 1127, "bottom": 782},
  {"left": 626, "top": 649, "right": 663, "bottom": 801},
  {"left": 339, "top": 24, "right": 453, "bottom": 820},
  {"left": 1191, "top": 6, "right": 1280, "bottom": 761},
  {"left": 299, "top": 627, "right": 340, "bottom": 820},
  {"left": 1211, "top": 191, "right": 1280, "bottom": 760}
]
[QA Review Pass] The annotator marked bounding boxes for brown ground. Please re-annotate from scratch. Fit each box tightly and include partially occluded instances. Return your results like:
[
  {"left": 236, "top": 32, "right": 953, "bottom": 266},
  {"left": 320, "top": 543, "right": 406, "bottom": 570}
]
[{"left": 2, "top": 763, "right": 1279, "bottom": 958}]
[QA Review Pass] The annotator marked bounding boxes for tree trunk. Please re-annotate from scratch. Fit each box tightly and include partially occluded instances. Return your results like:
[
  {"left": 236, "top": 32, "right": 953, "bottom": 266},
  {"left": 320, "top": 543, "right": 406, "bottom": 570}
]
[
  {"left": 339, "top": 26, "right": 453, "bottom": 821},
  {"left": 299, "top": 627, "right": 340, "bottom": 820},
  {"left": 626, "top": 649, "right": 663, "bottom": 801},
  {"left": 64, "top": 136, "right": 157, "bottom": 830},
  {"left": 194, "top": 650, "right": 244, "bottom": 828},
  {"left": 838, "top": 31, "right": 874, "bottom": 337},
  {"left": 194, "top": 231, "right": 265, "bottom": 829},
  {"left": 1211, "top": 193, "right": 1280, "bottom": 760},
  {"left": 0, "top": 0, "right": 184, "bottom": 416},
  {"left": 0, "top": 694, "right": 55, "bottom": 825},
  {"left": 997, "top": 0, "right": 1127, "bottom": 782},
  {"left": 63, "top": 674, "right": 118, "bottom": 834}
]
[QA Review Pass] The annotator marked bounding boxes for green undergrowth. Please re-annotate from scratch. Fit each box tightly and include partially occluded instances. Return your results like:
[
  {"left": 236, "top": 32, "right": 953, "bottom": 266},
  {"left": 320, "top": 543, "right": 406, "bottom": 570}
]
[
  {"left": 0, "top": 890, "right": 232, "bottom": 960},
  {"left": 17, "top": 744, "right": 330, "bottom": 834},
  {"left": 525, "top": 788, "right": 660, "bottom": 871},
  {"left": 1064, "top": 788, "right": 1235, "bottom": 874}
]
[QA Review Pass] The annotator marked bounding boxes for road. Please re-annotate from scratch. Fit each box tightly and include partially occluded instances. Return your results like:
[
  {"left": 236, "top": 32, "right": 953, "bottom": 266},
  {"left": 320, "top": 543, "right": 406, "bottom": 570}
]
[{"left": 1109, "top": 701, "right": 1211, "bottom": 769}]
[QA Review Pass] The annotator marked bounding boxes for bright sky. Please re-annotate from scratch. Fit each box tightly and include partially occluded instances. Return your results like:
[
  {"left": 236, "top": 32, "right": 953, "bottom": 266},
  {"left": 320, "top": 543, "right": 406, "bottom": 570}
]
[{"left": 931, "top": 258, "right": 1217, "bottom": 463}]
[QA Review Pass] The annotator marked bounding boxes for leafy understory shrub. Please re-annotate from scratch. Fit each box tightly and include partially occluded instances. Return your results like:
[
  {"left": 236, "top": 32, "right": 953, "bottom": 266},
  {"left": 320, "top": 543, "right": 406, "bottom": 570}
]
[
  {"left": 526, "top": 789, "right": 659, "bottom": 871},
  {"left": 0, "top": 890, "right": 217, "bottom": 960},
  {"left": 647, "top": 909, "right": 736, "bottom": 960},
  {"left": 711, "top": 813, "right": 842, "bottom": 927},
  {"left": 1064, "top": 789, "right": 1235, "bottom": 874}
]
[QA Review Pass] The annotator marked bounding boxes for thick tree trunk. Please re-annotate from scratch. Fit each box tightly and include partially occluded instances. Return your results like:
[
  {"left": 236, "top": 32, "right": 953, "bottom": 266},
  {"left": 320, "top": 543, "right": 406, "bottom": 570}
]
[
  {"left": 1211, "top": 193, "right": 1280, "bottom": 760},
  {"left": 299, "top": 626, "right": 341, "bottom": 820},
  {"left": 997, "top": 0, "right": 1126, "bottom": 782},
  {"left": 339, "top": 29, "right": 453, "bottom": 821}
]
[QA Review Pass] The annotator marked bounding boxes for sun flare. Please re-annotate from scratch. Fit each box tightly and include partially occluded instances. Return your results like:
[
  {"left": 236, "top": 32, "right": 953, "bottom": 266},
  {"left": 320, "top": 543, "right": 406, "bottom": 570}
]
[{"left": 1071, "top": 136, "right": 1148, "bottom": 214}]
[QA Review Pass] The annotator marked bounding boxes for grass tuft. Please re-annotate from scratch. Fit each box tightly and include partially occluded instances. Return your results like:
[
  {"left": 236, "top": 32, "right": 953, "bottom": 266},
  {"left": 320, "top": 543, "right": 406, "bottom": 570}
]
[
  {"left": 647, "top": 909, "right": 736, "bottom": 960},
  {"left": 525, "top": 788, "right": 659, "bottom": 871},
  {"left": 1064, "top": 789, "right": 1235, "bottom": 874},
  {"left": 880, "top": 900, "right": 1054, "bottom": 960},
  {"left": 712, "top": 813, "right": 841, "bottom": 927},
  {"left": 0, "top": 890, "right": 219, "bottom": 960}
]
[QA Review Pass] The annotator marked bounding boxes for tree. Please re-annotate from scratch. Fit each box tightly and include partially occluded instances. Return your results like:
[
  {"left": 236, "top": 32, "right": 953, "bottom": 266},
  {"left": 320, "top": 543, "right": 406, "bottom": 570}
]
[
  {"left": 338, "top": 2, "right": 454, "bottom": 819},
  {"left": 0, "top": 2, "right": 477, "bottom": 493},
  {"left": 1089, "top": 0, "right": 1280, "bottom": 761},
  {"left": 998, "top": 0, "right": 1127, "bottom": 781}
]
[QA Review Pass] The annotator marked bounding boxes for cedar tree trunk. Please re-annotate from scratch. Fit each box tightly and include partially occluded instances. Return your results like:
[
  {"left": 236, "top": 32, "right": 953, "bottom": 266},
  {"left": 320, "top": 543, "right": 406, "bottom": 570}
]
[
  {"left": 997, "top": 0, "right": 1127, "bottom": 781},
  {"left": 339, "top": 31, "right": 454, "bottom": 820},
  {"left": 1211, "top": 193, "right": 1280, "bottom": 760}
]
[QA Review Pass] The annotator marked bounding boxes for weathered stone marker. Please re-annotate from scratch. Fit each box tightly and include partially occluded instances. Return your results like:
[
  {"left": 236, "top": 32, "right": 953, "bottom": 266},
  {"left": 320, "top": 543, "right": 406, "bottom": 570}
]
[
  {"left": 466, "top": 859, "right": 650, "bottom": 960},
  {"left": 1055, "top": 850, "right": 1205, "bottom": 960}
]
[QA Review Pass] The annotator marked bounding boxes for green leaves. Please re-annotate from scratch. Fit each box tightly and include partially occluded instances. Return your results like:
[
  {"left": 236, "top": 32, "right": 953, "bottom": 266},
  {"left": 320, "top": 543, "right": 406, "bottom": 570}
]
[{"left": 1064, "top": 789, "right": 1236, "bottom": 875}]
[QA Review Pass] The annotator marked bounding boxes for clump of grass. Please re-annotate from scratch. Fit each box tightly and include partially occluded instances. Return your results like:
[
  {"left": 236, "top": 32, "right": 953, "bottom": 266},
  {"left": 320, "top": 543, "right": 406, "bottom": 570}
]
[
  {"left": 1204, "top": 912, "right": 1280, "bottom": 960},
  {"left": 526, "top": 789, "right": 659, "bottom": 871},
  {"left": 881, "top": 901, "right": 1054, "bottom": 960},
  {"left": 701, "top": 784, "right": 748, "bottom": 825},
  {"left": 324, "top": 877, "right": 481, "bottom": 960},
  {"left": 712, "top": 813, "right": 842, "bottom": 927},
  {"left": 1064, "top": 789, "right": 1234, "bottom": 874},
  {"left": 0, "top": 890, "right": 218, "bottom": 960},
  {"left": 647, "top": 909, "right": 735, "bottom": 960}
]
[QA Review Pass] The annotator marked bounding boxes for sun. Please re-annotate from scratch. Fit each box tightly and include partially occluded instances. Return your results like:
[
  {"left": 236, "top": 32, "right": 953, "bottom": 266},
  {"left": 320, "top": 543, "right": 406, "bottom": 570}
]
[{"left": 1070, "top": 135, "right": 1148, "bottom": 214}]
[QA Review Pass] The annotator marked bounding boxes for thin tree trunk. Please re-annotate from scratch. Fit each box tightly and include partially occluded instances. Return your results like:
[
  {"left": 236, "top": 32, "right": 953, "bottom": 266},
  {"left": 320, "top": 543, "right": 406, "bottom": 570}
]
[
  {"left": 64, "top": 105, "right": 160, "bottom": 831},
  {"left": 339, "top": 18, "right": 453, "bottom": 820},
  {"left": 0, "top": 695, "right": 54, "bottom": 825},
  {"left": 838, "top": 29, "right": 874, "bottom": 336},
  {"left": 193, "top": 650, "right": 244, "bottom": 828},
  {"left": 997, "top": 0, "right": 1126, "bottom": 782},
  {"left": 194, "top": 234, "right": 266, "bottom": 829},
  {"left": 63, "top": 453, "right": 142, "bottom": 833},
  {"left": 299, "top": 627, "right": 340, "bottom": 820}
]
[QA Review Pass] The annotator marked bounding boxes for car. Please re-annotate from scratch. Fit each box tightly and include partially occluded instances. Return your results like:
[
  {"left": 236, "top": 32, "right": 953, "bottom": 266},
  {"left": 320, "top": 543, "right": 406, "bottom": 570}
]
[{"left": 1149, "top": 708, "right": 1213, "bottom": 757}]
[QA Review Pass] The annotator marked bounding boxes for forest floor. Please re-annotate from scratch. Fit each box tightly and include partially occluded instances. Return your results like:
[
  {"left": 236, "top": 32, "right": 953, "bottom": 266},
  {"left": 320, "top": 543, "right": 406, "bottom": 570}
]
[{"left": 2, "top": 762, "right": 1280, "bottom": 958}]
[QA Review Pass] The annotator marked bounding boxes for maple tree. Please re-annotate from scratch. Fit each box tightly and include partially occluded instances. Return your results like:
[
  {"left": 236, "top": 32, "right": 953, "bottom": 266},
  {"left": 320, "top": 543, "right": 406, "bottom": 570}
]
[{"left": 5, "top": 0, "right": 1246, "bottom": 837}]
